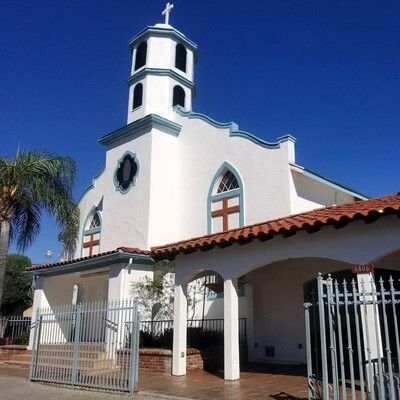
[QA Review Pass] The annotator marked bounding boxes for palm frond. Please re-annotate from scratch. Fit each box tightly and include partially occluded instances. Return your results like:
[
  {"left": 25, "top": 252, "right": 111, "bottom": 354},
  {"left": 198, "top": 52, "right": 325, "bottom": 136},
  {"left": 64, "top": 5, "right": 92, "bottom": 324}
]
[{"left": 0, "top": 151, "right": 79, "bottom": 256}]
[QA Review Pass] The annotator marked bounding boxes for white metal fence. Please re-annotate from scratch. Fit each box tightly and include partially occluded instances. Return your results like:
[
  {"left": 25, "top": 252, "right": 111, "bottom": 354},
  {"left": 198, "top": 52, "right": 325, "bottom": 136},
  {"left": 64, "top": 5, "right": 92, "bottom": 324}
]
[
  {"left": 29, "top": 299, "right": 139, "bottom": 393},
  {"left": 304, "top": 273, "right": 400, "bottom": 400}
]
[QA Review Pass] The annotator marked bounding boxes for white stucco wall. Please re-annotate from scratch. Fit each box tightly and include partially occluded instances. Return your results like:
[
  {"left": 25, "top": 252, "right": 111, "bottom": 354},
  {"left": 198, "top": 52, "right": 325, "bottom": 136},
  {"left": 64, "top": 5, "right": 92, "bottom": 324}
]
[
  {"left": 108, "top": 262, "right": 153, "bottom": 301},
  {"left": 290, "top": 169, "right": 355, "bottom": 214},
  {"left": 76, "top": 23, "right": 364, "bottom": 256},
  {"left": 248, "top": 258, "right": 351, "bottom": 364},
  {"left": 174, "top": 215, "right": 400, "bottom": 286},
  {"left": 77, "top": 130, "right": 153, "bottom": 256}
]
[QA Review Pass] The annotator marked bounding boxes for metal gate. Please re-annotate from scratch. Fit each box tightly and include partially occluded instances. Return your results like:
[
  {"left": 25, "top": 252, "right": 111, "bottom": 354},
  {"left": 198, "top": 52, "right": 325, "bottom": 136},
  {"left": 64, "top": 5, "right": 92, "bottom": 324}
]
[
  {"left": 304, "top": 273, "right": 400, "bottom": 399},
  {"left": 30, "top": 298, "right": 139, "bottom": 393}
]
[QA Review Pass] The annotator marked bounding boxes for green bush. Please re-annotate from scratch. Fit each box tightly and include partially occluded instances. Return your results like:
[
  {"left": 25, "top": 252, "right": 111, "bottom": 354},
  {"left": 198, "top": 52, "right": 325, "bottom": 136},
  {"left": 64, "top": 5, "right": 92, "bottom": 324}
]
[
  {"left": 136, "top": 327, "right": 223, "bottom": 349},
  {"left": 14, "top": 331, "right": 30, "bottom": 345}
]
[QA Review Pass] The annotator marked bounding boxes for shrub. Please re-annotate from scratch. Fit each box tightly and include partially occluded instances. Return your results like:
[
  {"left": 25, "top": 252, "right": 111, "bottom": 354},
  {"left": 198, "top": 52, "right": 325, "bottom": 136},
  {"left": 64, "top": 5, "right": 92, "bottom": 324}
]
[{"left": 14, "top": 331, "right": 29, "bottom": 345}]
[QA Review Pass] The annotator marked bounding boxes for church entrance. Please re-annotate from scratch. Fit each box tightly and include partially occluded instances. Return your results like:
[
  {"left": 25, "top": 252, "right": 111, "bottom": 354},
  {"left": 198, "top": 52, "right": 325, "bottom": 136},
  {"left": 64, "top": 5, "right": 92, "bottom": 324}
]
[
  {"left": 78, "top": 271, "right": 108, "bottom": 343},
  {"left": 30, "top": 298, "right": 140, "bottom": 393}
]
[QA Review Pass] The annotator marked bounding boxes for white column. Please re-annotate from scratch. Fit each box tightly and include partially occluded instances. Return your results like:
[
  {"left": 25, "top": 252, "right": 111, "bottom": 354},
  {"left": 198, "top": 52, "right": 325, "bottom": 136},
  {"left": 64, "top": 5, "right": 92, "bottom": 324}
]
[
  {"left": 28, "top": 276, "right": 48, "bottom": 350},
  {"left": 172, "top": 284, "right": 187, "bottom": 376},
  {"left": 106, "top": 265, "right": 128, "bottom": 355},
  {"left": 357, "top": 273, "right": 383, "bottom": 360},
  {"left": 224, "top": 279, "right": 240, "bottom": 380},
  {"left": 244, "top": 283, "right": 256, "bottom": 362}
]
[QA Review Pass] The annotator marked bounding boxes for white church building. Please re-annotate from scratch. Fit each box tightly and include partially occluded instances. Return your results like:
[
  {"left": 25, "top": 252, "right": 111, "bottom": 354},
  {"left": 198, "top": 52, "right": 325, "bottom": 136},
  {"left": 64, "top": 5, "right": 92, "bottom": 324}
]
[{"left": 27, "top": 6, "right": 400, "bottom": 381}]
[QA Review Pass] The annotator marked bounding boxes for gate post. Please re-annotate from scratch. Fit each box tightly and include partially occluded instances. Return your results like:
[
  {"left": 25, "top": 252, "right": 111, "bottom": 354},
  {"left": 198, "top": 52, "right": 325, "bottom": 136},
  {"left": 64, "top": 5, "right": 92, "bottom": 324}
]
[
  {"left": 129, "top": 301, "right": 140, "bottom": 394},
  {"left": 71, "top": 304, "right": 82, "bottom": 386},
  {"left": 304, "top": 303, "right": 313, "bottom": 400},
  {"left": 317, "top": 273, "right": 329, "bottom": 399},
  {"left": 29, "top": 312, "right": 43, "bottom": 380}
]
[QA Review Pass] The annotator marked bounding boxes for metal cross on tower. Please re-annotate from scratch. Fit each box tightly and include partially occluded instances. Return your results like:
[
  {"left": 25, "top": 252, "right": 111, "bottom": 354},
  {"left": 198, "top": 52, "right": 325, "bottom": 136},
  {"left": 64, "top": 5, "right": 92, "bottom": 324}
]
[{"left": 162, "top": 2, "right": 174, "bottom": 25}]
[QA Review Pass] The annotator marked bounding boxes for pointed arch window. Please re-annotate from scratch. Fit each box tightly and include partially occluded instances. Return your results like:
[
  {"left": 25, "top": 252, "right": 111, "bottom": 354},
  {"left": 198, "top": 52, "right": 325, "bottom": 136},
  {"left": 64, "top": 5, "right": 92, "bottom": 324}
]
[
  {"left": 134, "top": 41, "right": 147, "bottom": 70},
  {"left": 173, "top": 85, "right": 185, "bottom": 107},
  {"left": 82, "top": 210, "right": 101, "bottom": 257},
  {"left": 208, "top": 163, "right": 244, "bottom": 234}
]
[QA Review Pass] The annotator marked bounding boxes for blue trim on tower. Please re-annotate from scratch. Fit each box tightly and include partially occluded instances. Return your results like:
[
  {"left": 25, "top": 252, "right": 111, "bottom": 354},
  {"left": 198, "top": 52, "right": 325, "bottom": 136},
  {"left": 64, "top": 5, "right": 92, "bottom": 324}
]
[
  {"left": 129, "top": 26, "right": 198, "bottom": 59},
  {"left": 207, "top": 162, "right": 245, "bottom": 234},
  {"left": 127, "top": 68, "right": 196, "bottom": 95},
  {"left": 174, "top": 107, "right": 296, "bottom": 150},
  {"left": 98, "top": 114, "right": 182, "bottom": 146}
]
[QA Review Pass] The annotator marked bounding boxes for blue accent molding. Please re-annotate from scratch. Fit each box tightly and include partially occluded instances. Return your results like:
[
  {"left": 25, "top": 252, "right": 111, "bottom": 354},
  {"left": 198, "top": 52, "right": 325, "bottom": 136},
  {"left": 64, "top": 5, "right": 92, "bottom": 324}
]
[
  {"left": 113, "top": 151, "right": 139, "bottom": 194},
  {"left": 174, "top": 107, "right": 297, "bottom": 150},
  {"left": 290, "top": 162, "right": 369, "bottom": 200},
  {"left": 207, "top": 162, "right": 245, "bottom": 234},
  {"left": 81, "top": 207, "right": 102, "bottom": 257},
  {"left": 127, "top": 68, "right": 196, "bottom": 95},
  {"left": 98, "top": 114, "right": 182, "bottom": 146},
  {"left": 28, "top": 252, "right": 154, "bottom": 277},
  {"left": 77, "top": 167, "right": 105, "bottom": 204},
  {"left": 129, "top": 26, "right": 198, "bottom": 60}
]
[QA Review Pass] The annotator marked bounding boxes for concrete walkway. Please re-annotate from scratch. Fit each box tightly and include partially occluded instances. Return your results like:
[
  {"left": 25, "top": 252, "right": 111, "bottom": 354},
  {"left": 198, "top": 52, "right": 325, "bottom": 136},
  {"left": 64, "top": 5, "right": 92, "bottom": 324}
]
[
  {"left": 0, "top": 374, "right": 192, "bottom": 400},
  {"left": 0, "top": 363, "right": 308, "bottom": 399}
]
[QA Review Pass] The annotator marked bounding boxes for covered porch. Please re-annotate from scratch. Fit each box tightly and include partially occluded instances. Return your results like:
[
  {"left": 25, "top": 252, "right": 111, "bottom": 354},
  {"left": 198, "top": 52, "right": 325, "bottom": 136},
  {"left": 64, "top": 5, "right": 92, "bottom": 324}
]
[
  {"left": 27, "top": 247, "right": 152, "bottom": 350},
  {"left": 152, "top": 194, "right": 400, "bottom": 381}
]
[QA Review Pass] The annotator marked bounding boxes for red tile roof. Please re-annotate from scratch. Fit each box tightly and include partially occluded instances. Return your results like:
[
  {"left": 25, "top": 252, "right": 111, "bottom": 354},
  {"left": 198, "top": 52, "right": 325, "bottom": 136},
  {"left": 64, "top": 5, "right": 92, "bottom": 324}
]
[
  {"left": 152, "top": 193, "right": 400, "bottom": 260},
  {"left": 27, "top": 247, "right": 150, "bottom": 272},
  {"left": 27, "top": 194, "right": 400, "bottom": 271}
]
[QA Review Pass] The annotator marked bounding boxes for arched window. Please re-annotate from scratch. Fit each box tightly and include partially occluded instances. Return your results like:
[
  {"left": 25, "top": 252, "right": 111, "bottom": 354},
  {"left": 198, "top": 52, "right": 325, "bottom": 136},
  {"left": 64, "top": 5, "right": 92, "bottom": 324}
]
[
  {"left": 173, "top": 85, "right": 185, "bottom": 107},
  {"left": 208, "top": 163, "right": 244, "bottom": 234},
  {"left": 82, "top": 210, "right": 101, "bottom": 257},
  {"left": 175, "top": 43, "right": 187, "bottom": 72},
  {"left": 134, "top": 41, "right": 147, "bottom": 70},
  {"left": 132, "top": 83, "right": 143, "bottom": 109}
]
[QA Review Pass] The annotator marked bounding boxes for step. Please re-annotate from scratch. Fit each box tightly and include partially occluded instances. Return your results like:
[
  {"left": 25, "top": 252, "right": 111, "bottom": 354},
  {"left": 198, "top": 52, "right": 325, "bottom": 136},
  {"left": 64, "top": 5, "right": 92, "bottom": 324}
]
[
  {"left": 32, "top": 363, "right": 119, "bottom": 374},
  {"left": 33, "top": 357, "right": 115, "bottom": 369},
  {"left": 3, "top": 360, "right": 31, "bottom": 368},
  {"left": 35, "top": 350, "right": 109, "bottom": 359},
  {"left": 12, "top": 354, "right": 33, "bottom": 362},
  {"left": 39, "top": 343, "right": 106, "bottom": 352}
]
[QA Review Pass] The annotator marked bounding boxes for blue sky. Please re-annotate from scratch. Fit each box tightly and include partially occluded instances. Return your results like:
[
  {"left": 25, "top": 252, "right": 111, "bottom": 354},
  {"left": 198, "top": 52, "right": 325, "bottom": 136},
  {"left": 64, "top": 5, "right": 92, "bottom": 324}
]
[{"left": 1, "top": 0, "right": 399, "bottom": 263}]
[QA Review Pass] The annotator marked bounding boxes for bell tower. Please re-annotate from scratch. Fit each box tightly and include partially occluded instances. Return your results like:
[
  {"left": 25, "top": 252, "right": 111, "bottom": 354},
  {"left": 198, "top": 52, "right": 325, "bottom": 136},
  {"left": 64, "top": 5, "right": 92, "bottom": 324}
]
[{"left": 127, "top": 3, "right": 198, "bottom": 124}]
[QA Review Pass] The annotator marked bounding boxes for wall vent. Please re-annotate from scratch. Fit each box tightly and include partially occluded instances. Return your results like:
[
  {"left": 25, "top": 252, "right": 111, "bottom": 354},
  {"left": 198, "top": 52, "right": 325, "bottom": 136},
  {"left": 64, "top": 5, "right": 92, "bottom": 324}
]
[{"left": 265, "top": 346, "right": 275, "bottom": 358}]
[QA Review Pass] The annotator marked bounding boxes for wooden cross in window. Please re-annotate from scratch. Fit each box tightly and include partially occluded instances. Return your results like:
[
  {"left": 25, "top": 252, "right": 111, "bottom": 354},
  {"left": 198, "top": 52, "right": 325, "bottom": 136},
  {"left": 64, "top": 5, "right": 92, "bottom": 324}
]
[
  {"left": 83, "top": 234, "right": 100, "bottom": 257},
  {"left": 211, "top": 197, "right": 240, "bottom": 231}
]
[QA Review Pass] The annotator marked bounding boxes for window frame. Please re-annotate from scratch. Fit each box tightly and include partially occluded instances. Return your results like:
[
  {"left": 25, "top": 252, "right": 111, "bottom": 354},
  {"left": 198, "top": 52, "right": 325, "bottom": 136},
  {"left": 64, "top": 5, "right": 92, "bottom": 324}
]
[
  {"left": 81, "top": 208, "right": 102, "bottom": 257},
  {"left": 172, "top": 85, "right": 185, "bottom": 108},
  {"left": 113, "top": 151, "right": 140, "bottom": 194},
  {"left": 134, "top": 41, "right": 147, "bottom": 71},
  {"left": 132, "top": 83, "right": 143, "bottom": 110},
  {"left": 175, "top": 43, "right": 187, "bottom": 72},
  {"left": 207, "top": 162, "right": 244, "bottom": 234}
]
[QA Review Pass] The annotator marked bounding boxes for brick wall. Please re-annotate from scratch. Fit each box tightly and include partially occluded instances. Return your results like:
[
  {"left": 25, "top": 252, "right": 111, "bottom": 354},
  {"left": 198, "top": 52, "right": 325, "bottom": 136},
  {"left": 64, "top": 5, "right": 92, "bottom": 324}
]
[
  {"left": 0, "top": 345, "right": 28, "bottom": 361},
  {"left": 116, "top": 348, "right": 204, "bottom": 374}
]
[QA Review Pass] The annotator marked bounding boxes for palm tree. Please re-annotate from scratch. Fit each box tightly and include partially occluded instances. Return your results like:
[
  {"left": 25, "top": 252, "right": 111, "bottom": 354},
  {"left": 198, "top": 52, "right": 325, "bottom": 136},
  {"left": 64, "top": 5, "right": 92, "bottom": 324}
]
[{"left": 0, "top": 151, "right": 79, "bottom": 306}]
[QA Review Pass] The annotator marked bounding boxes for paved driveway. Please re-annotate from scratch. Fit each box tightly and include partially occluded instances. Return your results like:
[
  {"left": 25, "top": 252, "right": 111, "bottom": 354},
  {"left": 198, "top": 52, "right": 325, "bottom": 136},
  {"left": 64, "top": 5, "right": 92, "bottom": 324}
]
[
  {"left": 0, "top": 375, "right": 190, "bottom": 400},
  {"left": 0, "top": 363, "right": 308, "bottom": 399}
]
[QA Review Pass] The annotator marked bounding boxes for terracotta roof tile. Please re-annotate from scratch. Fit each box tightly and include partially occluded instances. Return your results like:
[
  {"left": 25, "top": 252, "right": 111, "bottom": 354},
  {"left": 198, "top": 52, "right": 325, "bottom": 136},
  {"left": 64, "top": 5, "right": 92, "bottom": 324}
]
[
  {"left": 152, "top": 193, "right": 400, "bottom": 259},
  {"left": 27, "top": 247, "right": 150, "bottom": 272}
]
